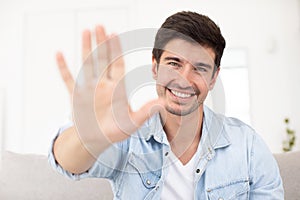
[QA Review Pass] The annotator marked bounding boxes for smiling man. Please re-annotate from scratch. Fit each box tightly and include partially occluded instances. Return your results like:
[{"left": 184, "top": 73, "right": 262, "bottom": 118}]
[
  {"left": 153, "top": 38, "right": 217, "bottom": 116},
  {"left": 49, "top": 11, "right": 284, "bottom": 199}
]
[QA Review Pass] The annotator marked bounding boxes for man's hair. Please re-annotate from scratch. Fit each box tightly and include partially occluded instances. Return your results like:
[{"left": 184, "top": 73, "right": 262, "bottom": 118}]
[{"left": 152, "top": 11, "right": 226, "bottom": 70}]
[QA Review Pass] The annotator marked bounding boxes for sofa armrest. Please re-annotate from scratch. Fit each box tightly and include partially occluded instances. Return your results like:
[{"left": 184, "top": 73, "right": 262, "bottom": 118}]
[{"left": 274, "top": 151, "right": 300, "bottom": 200}]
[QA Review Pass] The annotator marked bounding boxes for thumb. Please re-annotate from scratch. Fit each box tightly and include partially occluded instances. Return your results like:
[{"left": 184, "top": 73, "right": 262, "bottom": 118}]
[{"left": 130, "top": 98, "right": 165, "bottom": 129}]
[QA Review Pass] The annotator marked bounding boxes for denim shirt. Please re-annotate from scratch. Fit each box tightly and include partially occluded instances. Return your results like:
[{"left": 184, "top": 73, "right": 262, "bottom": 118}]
[{"left": 49, "top": 106, "right": 284, "bottom": 199}]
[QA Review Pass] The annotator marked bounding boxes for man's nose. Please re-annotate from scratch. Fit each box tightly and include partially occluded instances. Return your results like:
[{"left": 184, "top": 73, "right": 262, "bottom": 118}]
[{"left": 176, "top": 64, "right": 193, "bottom": 86}]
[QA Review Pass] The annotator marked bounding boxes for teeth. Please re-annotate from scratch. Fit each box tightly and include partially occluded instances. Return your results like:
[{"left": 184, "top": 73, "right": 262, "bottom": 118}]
[{"left": 171, "top": 90, "right": 193, "bottom": 98}]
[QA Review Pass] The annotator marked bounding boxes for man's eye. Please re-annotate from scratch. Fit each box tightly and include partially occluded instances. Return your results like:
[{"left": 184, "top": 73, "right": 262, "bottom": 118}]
[
  {"left": 168, "top": 62, "right": 179, "bottom": 67},
  {"left": 195, "top": 67, "right": 207, "bottom": 73}
]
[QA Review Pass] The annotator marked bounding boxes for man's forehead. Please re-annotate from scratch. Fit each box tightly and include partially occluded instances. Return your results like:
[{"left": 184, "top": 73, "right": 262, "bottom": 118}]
[{"left": 161, "top": 38, "right": 215, "bottom": 64}]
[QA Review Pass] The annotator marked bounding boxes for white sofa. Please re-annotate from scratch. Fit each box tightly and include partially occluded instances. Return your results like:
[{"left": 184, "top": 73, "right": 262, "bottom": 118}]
[
  {"left": 0, "top": 151, "right": 299, "bottom": 199},
  {"left": 0, "top": 151, "right": 113, "bottom": 200}
]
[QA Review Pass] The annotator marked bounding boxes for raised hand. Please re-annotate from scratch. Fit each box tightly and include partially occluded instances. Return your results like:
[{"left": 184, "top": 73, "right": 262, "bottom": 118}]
[{"left": 55, "top": 26, "right": 164, "bottom": 159}]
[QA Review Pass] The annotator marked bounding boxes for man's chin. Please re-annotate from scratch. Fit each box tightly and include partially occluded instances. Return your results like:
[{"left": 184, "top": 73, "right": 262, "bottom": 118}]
[{"left": 166, "top": 106, "right": 199, "bottom": 116}]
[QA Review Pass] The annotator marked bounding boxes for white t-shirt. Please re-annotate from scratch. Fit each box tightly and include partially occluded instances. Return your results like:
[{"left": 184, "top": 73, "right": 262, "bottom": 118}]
[{"left": 161, "top": 151, "right": 198, "bottom": 199}]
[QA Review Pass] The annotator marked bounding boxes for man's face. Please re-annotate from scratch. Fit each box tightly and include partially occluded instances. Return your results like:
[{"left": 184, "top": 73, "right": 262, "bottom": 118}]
[{"left": 152, "top": 38, "right": 219, "bottom": 116}]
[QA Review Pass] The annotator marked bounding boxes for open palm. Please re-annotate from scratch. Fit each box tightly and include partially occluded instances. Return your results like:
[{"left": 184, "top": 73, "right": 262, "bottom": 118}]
[{"left": 56, "top": 26, "right": 163, "bottom": 157}]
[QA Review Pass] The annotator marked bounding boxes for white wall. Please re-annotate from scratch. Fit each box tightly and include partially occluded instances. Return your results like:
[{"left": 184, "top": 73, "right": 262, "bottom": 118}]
[{"left": 0, "top": 0, "right": 299, "bottom": 154}]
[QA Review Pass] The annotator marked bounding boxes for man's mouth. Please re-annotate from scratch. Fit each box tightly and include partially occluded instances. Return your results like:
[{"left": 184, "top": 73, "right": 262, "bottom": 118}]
[{"left": 169, "top": 89, "right": 195, "bottom": 98}]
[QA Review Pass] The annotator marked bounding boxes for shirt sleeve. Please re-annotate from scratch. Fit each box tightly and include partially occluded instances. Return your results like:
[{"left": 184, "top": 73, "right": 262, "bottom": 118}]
[
  {"left": 48, "top": 122, "right": 130, "bottom": 181},
  {"left": 249, "top": 133, "right": 284, "bottom": 199}
]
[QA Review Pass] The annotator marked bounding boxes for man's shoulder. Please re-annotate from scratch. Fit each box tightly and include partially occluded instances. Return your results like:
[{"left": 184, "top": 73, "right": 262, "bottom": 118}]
[
  {"left": 205, "top": 106, "right": 254, "bottom": 132},
  {"left": 223, "top": 116, "right": 253, "bottom": 130},
  {"left": 204, "top": 107, "right": 257, "bottom": 145}
]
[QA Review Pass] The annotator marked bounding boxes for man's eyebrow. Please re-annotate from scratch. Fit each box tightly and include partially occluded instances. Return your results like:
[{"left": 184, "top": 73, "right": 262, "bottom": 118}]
[
  {"left": 163, "top": 56, "right": 182, "bottom": 62},
  {"left": 194, "top": 62, "right": 213, "bottom": 69}
]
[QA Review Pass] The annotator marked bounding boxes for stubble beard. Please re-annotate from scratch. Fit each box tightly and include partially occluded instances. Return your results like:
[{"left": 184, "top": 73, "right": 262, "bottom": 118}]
[{"left": 165, "top": 98, "right": 204, "bottom": 116}]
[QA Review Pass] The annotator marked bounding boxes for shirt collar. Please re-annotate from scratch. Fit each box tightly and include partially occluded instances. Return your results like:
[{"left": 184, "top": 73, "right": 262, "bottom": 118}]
[
  {"left": 145, "top": 113, "right": 169, "bottom": 145},
  {"left": 144, "top": 106, "right": 231, "bottom": 149},
  {"left": 202, "top": 106, "right": 231, "bottom": 150}
]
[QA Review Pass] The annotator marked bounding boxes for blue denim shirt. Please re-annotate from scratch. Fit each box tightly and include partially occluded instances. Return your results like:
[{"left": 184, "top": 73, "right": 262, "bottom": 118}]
[{"left": 49, "top": 106, "right": 284, "bottom": 199}]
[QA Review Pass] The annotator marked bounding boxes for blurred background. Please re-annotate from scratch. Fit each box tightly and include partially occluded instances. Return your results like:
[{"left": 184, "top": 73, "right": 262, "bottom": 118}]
[{"left": 0, "top": 0, "right": 299, "bottom": 155}]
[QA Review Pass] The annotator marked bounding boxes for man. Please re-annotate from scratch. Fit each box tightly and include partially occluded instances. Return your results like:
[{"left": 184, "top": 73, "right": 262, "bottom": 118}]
[{"left": 49, "top": 11, "right": 284, "bottom": 199}]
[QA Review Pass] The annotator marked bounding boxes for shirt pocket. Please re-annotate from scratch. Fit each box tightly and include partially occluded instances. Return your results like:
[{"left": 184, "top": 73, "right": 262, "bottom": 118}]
[
  {"left": 127, "top": 152, "right": 162, "bottom": 189},
  {"left": 207, "top": 178, "right": 250, "bottom": 200},
  {"left": 116, "top": 152, "right": 162, "bottom": 199}
]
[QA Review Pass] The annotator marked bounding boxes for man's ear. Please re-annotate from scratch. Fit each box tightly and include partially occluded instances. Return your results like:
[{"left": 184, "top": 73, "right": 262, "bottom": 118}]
[
  {"left": 209, "top": 67, "right": 220, "bottom": 90},
  {"left": 152, "top": 56, "right": 158, "bottom": 80}
]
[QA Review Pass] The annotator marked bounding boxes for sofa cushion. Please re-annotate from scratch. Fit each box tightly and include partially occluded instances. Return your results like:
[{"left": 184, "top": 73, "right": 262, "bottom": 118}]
[{"left": 0, "top": 151, "right": 113, "bottom": 200}]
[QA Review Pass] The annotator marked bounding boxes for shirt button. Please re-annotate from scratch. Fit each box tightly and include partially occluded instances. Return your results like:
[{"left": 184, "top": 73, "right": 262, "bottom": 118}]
[
  {"left": 155, "top": 186, "right": 160, "bottom": 191},
  {"left": 196, "top": 168, "right": 201, "bottom": 173},
  {"left": 207, "top": 155, "right": 212, "bottom": 160},
  {"left": 146, "top": 180, "right": 151, "bottom": 185},
  {"left": 218, "top": 198, "right": 224, "bottom": 200},
  {"left": 165, "top": 152, "right": 169, "bottom": 156}
]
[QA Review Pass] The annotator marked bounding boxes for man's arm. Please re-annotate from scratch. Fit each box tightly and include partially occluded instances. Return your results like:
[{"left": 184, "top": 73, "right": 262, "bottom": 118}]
[
  {"left": 249, "top": 134, "right": 284, "bottom": 199},
  {"left": 52, "top": 26, "right": 163, "bottom": 175},
  {"left": 53, "top": 126, "right": 104, "bottom": 174}
]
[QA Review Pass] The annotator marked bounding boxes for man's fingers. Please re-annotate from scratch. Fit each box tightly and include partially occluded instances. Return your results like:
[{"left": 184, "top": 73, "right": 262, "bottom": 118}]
[
  {"left": 109, "top": 34, "right": 125, "bottom": 80},
  {"left": 95, "top": 25, "right": 106, "bottom": 45},
  {"left": 95, "top": 25, "right": 109, "bottom": 78},
  {"left": 56, "top": 52, "right": 74, "bottom": 94},
  {"left": 82, "top": 30, "right": 94, "bottom": 81},
  {"left": 82, "top": 30, "right": 92, "bottom": 62}
]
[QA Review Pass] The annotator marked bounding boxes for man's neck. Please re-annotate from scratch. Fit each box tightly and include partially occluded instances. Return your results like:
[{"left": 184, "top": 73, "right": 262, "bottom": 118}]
[{"left": 160, "top": 106, "right": 204, "bottom": 165}]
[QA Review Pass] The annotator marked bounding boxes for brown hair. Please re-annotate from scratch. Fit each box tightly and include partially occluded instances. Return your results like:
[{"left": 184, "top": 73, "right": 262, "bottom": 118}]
[{"left": 152, "top": 11, "right": 226, "bottom": 71}]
